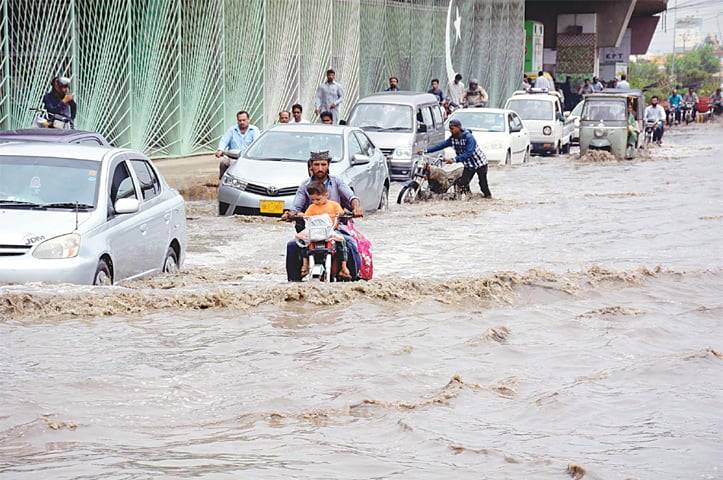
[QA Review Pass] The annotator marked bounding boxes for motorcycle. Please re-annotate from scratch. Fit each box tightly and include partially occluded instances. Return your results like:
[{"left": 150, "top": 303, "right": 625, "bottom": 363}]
[
  {"left": 397, "top": 154, "right": 464, "bottom": 204},
  {"left": 284, "top": 211, "right": 357, "bottom": 283},
  {"left": 667, "top": 105, "right": 681, "bottom": 126},
  {"left": 644, "top": 120, "right": 657, "bottom": 145},
  {"left": 712, "top": 99, "right": 722, "bottom": 117},
  {"left": 681, "top": 102, "right": 695, "bottom": 125},
  {"left": 30, "top": 107, "right": 73, "bottom": 129}
]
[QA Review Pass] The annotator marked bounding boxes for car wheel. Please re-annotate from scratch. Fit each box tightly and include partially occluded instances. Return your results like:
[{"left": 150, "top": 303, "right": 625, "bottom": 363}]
[
  {"left": 378, "top": 184, "right": 389, "bottom": 211},
  {"left": 162, "top": 246, "right": 179, "bottom": 274},
  {"left": 93, "top": 259, "right": 112, "bottom": 286},
  {"left": 504, "top": 150, "right": 511, "bottom": 166}
]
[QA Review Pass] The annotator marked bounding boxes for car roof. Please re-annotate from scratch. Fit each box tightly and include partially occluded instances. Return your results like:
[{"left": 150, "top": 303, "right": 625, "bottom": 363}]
[
  {"left": 0, "top": 128, "right": 111, "bottom": 145},
  {"left": 267, "top": 124, "right": 358, "bottom": 134},
  {"left": 0, "top": 141, "right": 116, "bottom": 162},
  {"left": 357, "top": 91, "right": 439, "bottom": 106},
  {"left": 450, "top": 108, "right": 511, "bottom": 115},
  {"left": 508, "top": 90, "right": 563, "bottom": 102}
]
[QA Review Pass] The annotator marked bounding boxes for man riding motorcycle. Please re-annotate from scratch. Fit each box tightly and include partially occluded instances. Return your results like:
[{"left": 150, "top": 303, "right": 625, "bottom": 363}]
[
  {"left": 667, "top": 88, "right": 682, "bottom": 125},
  {"left": 282, "top": 151, "right": 364, "bottom": 281},
  {"left": 41, "top": 76, "right": 76, "bottom": 127},
  {"left": 462, "top": 79, "right": 489, "bottom": 108},
  {"left": 711, "top": 88, "right": 722, "bottom": 116}
]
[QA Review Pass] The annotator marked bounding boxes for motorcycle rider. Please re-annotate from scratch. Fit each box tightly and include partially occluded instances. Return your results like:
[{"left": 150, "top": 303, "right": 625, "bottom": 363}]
[
  {"left": 216, "top": 111, "right": 260, "bottom": 179},
  {"left": 667, "top": 88, "right": 683, "bottom": 125},
  {"left": 644, "top": 96, "right": 666, "bottom": 145},
  {"left": 282, "top": 150, "right": 364, "bottom": 281},
  {"left": 42, "top": 76, "right": 76, "bottom": 127},
  {"left": 710, "top": 88, "right": 722, "bottom": 115},
  {"left": 424, "top": 118, "right": 491, "bottom": 198},
  {"left": 462, "top": 79, "right": 488, "bottom": 108},
  {"left": 445, "top": 73, "right": 465, "bottom": 108},
  {"left": 682, "top": 87, "right": 699, "bottom": 121}
]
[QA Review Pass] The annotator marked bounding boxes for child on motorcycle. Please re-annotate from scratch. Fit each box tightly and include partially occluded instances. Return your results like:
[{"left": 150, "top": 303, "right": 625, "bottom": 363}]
[{"left": 296, "top": 181, "right": 351, "bottom": 279}]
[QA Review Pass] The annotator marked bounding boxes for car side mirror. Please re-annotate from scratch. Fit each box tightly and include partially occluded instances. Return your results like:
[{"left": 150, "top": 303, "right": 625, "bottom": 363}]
[
  {"left": 417, "top": 123, "right": 427, "bottom": 133},
  {"left": 225, "top": 149, "right": 241, "bottom": 159},
  {"left": 339, "top": 119, "right": 347, "bottom": 126},
  {"left": 351, "top": 153, "right": 370, "bottom": 166},
  {"left": 114, "top": 197, "right": 140, "bottom": 215}
]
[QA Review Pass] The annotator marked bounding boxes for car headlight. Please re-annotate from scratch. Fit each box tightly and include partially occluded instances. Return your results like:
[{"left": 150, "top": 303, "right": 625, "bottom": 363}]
[
  {"left": 393, "top": 146, "right": 412, "bottom": 158},
  {"left": 594, "top": 128, "right": 606, "bottom": 138},
  {"left": 32, "top": 233, "right": 81, "bottom": 259},
  {"left": 487, "top": 142, "right": 503, "bottom": 150},
  {"left": 542, "top": 126, "right": 552, "bottom": 135},
  {"left": 221, "top": 173, "right": 247, "bottom": 191}
]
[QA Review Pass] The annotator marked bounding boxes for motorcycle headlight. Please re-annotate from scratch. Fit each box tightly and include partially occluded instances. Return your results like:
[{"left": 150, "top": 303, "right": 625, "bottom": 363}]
[
  {"left": 393, "top": 147, "right": 412, "bottom": 158},
  {"left": 221, "top": 173, "right": 247, "bottom": 191},
  {"left": 594, "top": 128, "right": 606, "bottom": 138},
  {"left": 32, "top": 233, "right": 81, "bottom": 259},
  {"left": 543, "top": 126, "right": 552, "bottom": 135}
]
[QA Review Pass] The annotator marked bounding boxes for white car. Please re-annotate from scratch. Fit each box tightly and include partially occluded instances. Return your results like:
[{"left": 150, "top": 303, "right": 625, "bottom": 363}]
[
  {"left": 0, "top": 142, "right": 187, "bottom": 285},
  {"left": 442, "top": 108, "right": 531, "bottom": 165},
  {"left": 567, "top": 100, "right": 584, "bottom": 144},
  {"left": 504, "top": 89, "right": 574, "bottom": 155}
]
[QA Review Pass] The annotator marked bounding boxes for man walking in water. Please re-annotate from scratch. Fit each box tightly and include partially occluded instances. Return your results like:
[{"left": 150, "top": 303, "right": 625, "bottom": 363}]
[{"left": 315, "top": 69, "right": 344, "bottom": 124}]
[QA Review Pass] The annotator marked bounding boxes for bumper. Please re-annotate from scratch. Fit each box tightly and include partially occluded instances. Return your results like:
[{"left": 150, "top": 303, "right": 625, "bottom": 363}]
[
  {"left": 217, "top": 185, "right": 295, "bottom": 216},
  {"left": 482, "top": 148, "right": 506, "bottom": 164},
  {"left": 389, "top": 158, "right": 413, "bottom": 181},
  {"left": 530, "top": 141, "right": 556, "bottom": 152},
  {"left": 0, "top": 254, "right": 97, "bottom": 285}
]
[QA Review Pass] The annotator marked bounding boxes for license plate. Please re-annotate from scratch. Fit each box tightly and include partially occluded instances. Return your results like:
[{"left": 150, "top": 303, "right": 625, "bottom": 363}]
[{"left": 259, "top": 200, "right": 284, "bottom": 215}]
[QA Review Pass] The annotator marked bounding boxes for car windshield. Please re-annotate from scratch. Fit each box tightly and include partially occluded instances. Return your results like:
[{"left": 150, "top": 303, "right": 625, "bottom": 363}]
[
  {"left": 0, "top": 156, "right": 100, "bottom": 208},
  {"left": 506, "top": 99, "right": 553, "bottom": 121},
  {"left": 245, "top": 131, "right": 344, "bottom": 162},
  {"left": 348, "top": 104, "right": 413, "bottom": 132},
  {"left": 582, "top": 100, "right": 627, "bottom": 121},
  {"left": 448, "top": 111, "right": 505, "bottom": 132}
]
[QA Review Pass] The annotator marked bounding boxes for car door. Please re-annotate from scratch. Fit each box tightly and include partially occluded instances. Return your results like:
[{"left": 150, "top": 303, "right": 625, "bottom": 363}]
[
  {"left": 354, "top": 131, "right": 384, "bottom": 204},
  {"left": 508, "top": 113, "right": 524, "bottom": 163},
  {"left": 129, "top": 158, "right": 170, "bottom": 272},
  {"left": 105, "top": 159, "right": 146, "bottom": 281},
  {"left": 430, "top": 104, "right": 445, "bottom": 144},
  {"left": 346, "top": 132, "right": 374, "bottom": 211}
]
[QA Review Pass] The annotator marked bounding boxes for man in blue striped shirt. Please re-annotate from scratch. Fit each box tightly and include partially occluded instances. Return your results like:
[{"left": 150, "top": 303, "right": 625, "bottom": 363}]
[
  {"left": 216, "top": 111, "right": 260, "bottom": 178},
  {"left": 425, "top": 119, "right": 491, "bottom": 198}
]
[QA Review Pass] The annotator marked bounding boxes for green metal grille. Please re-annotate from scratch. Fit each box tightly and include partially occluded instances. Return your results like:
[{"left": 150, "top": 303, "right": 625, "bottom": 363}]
[{"left": 1, "top": 0, "right": 524, "bottom": 157}]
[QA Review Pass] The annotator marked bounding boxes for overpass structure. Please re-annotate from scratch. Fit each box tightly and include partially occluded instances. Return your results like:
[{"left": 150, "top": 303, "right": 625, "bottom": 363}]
[{"left": 525, "top": 0, "right": 668, "bottom": 81}]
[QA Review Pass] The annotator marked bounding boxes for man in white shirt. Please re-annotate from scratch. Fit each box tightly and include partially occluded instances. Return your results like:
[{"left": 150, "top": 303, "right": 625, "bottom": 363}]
[
  {"left": 617, "top": 74, "right": 630, "bottom": 89},
  {"left": 644, "top": 96, "right": 666, "bottom": 145},
  {"left": 291, "top": 103, "right": 310, "bottom": 124},
  {"left": 445, "top": 73, "right": 465, "bottom": 107},
  {"left": 535, "top": 71, "right": 551, "bottom": 90}
]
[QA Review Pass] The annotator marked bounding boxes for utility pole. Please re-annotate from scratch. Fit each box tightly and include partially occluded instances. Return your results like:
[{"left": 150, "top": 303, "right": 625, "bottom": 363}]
[{"left": 671, "top": 0, "right": 677, "bottom": 85}]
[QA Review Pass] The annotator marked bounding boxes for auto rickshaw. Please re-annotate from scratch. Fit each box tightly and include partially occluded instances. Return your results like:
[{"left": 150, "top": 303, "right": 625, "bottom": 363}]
[{"left": 579, "top": 89, "right": 644, "bottom": 159}]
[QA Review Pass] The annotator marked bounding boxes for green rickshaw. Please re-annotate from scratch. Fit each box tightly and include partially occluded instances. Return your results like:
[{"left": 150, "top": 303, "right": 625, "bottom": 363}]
[{"left": 579, "top": 89, "right": 644, "bottom": 159}]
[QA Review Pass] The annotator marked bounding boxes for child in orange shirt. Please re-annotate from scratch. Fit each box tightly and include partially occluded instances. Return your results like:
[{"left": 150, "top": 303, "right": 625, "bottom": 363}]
[{"left": 297, "top": 181, "right": 351, "bottom": 279}]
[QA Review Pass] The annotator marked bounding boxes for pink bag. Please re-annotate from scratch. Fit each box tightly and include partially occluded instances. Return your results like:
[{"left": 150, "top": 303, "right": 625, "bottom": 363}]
[{"left": 345, "top": 220, "right": 373, "bottom": 280}]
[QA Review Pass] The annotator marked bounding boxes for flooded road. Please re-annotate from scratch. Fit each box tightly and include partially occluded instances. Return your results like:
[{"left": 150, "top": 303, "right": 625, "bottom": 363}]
[{"left": 1, "top": 122, "right": 722, "bottom": 479}]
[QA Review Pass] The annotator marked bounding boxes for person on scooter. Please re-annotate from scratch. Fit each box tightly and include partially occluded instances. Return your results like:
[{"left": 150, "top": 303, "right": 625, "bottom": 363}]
[
  {"left": 644, "top": 96, "right": 666, "bottom": 145},
  {"left": 424, "top": 118, "right": 491, "bottom": 198},
  {"left": 42, "top": 76, "right": 76, "bottom": 127},
  {"left": 683, "top": 87, "right": 699, "bottom": 121},
  {"left": 709, "top": 88, "right": 722, "bottom": 115},
  {"left": 667, "top": 88, "right": 683, "bottom": 125},
  {"left": 295, "top": 181, "right": 352, "bottom": 280},
  {"left": 462, "top": 79, "right": 488, "bottom": 108},
  {"left": 216, "top": 111, "right": 260, "bottom": 179},
  {"left": 282, "top": 150, "right": 363, "bottom": 281}
]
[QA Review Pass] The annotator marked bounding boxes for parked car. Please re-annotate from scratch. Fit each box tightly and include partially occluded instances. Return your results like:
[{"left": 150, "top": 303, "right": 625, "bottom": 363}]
[
  {"left": 504, "top": 89, "right": 574, "bottom": 155},
  {"left": 0, "top": 128, "right": 111, "bottom": 146},
  {"left": 0, "top": 142, "right": 186, "bottom": 285},
  {"left": 442, "top": 108, "right": 530, "bottom": 165},
  {"left": 347, "top": 92, "right": 445, "bottom": 181},
  {"left": 567, "top": 100, "right": 584, "bottom": 144},
  {"left": 218, "top": 124, "right": 390, "bottom": 216}
]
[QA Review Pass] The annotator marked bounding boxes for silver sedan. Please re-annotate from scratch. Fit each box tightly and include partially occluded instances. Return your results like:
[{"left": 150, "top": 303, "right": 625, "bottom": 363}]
[
  {"left": 0, "top": 142, "right": 187, "bottom": 285},
  {"left": 218, "top": 124, "right": 390, "bottom": 216}
]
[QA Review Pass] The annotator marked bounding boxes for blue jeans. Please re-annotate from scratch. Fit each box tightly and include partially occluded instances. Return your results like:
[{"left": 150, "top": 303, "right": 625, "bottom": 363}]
[{"left": 286, "top": 232, "right": 360, "bottom": 281}]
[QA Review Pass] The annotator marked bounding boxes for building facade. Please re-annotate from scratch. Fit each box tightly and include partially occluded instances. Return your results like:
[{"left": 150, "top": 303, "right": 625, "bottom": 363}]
[{"left": 0, "top": 0, "right": 524, "bottom": 157}]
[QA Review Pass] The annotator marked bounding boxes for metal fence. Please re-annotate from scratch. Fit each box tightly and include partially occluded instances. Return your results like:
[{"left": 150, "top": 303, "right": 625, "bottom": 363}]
[{"left": 0, "top": 0, "right": 524, "bottom": 157}]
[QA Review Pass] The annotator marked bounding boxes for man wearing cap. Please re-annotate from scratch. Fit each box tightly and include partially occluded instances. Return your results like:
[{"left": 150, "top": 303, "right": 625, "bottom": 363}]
[
  {"left": 42, "top": 76, "right": 77, "bottom": 126},
  {"left": 281, "top": 151, "right": 364, "bottom": 281},
  {"left": 462, "top": 79, "right": 488, "bottom": 108},
  {"left": 424, "top": 119, "right": 491, "bottom": 198}
]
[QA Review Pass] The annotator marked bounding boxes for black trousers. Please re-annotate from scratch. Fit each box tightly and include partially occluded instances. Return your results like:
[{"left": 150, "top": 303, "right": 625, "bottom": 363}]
[{"left": 457, "top": 165, "right": 491, "bottom": 197}]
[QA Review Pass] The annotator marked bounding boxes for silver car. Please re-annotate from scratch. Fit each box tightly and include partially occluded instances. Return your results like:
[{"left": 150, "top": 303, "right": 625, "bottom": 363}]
[
  {"left": 0, "top": 142, "right": 187, "bottom": 285},
  {"left": 218, "top": 124, "right": 390, "bottom": 216}
]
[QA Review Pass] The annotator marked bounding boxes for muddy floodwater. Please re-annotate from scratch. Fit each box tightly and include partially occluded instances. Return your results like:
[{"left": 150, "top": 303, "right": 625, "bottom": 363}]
[{"left": 1, "top": 123, "right": 722, "bottom": 479}]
